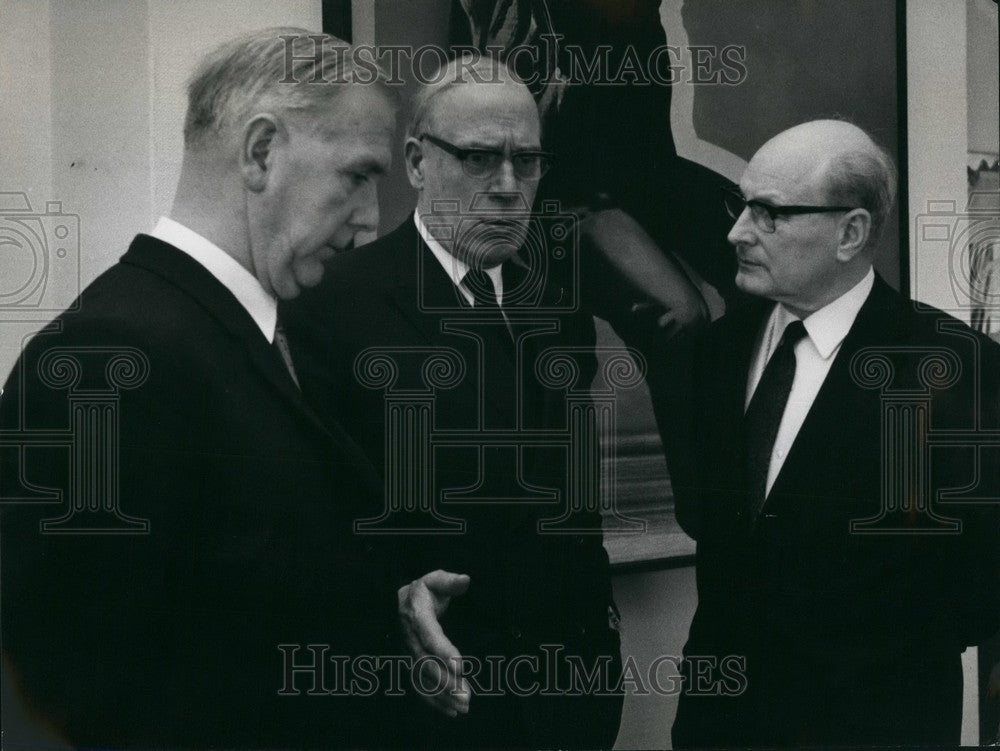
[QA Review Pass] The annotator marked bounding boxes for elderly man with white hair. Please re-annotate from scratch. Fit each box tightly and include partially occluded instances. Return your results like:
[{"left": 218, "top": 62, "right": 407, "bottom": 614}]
[
  {"left": 671, "top": 119, "right": 1000, "bottom": 747},
  {"left": 284, "top": 54, "right": 624, "bottom": 749}
]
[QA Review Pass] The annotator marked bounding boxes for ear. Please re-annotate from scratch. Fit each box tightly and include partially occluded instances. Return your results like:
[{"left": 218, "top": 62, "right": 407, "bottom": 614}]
[
  {"left": 240, "top": 114, "right": 282, "bottom": 192},
  {"left": 835, "top": 208, "right": 872, "bottom": 262},
  {"left": 404, "top": 136, "right": 426, "bottom": 190}
]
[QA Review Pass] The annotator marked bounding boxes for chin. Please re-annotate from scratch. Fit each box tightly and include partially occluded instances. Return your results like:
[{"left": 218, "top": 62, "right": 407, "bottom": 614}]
[
  {"left": 735, "top": 269, "right": 772, "bottom": 299},
  {"left": 272, "top": 279, "right": 302, "bottom": 300},
  {"left": 293, "top": 260, "right": 328, "bottom": 291},
  {"left": 484, "top": 247, "right": 520, "bottom": 267}
]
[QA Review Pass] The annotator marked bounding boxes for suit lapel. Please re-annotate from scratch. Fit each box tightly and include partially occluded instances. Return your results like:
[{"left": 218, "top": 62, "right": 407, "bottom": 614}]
[
  {"left": 766, "top": 277, "right": 897, "bottom": 502},
  {"left": 384, "top": 221, "right": 519, "bottom": 419},
  {"left": 708, "top": 302, "right": 771, "bottom": 528},
  {"left": 718, "top": 300, "right": 770, "bottom": 438},
  {"left": 120, "top": 235, "right": 333, "bottom": 441},
  {"left": 383, "top": 220, "right": 468, "bottom": 346}
]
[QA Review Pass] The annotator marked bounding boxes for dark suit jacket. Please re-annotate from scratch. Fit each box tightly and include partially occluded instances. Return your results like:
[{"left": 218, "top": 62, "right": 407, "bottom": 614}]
[
  {"left": 672, "top": 276, "right": 1000, "bottom": 747},
  {"left": 0, "top": 235, "right": 397, "bottom": 749},
  {"left": 283, "top": 217, "right": 623, "bottom": 749}
]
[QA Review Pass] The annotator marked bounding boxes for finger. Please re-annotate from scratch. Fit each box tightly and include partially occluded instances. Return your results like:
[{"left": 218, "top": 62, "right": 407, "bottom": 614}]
[
  {"left": 400, "top": 587, "right": 463, "bottom": 694},
  {"left": 398, "top": 584, "right": 428, "bottom": 656},
  {"left": 416, "top": 657, "right": 457, "bottom": 716},
  {"left": 422, "top": 569, "right": 471, "bottom": 599},
  {"left": 657, "top": 313, "right": 680, "bottom": 335},
  {"left": 403, "top": 609, "right": 469, "bottom": 710},
  {"left": 413, "top": 610, "right": 463, "bottom": 670},
  {"left": 413, "top": 652, "right": 470, "bottom": 716}
]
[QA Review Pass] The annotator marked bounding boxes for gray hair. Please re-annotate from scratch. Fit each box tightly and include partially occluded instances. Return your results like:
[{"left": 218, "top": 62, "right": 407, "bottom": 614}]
[
  {"left": 822, "top": 141, "right": 898, "bottom": 246},
  {"left": 406, "top": 53, "right": 523, "bottom": 140},
  {"left": 184, "top": 27, "right": 395, "bottom": 147}
]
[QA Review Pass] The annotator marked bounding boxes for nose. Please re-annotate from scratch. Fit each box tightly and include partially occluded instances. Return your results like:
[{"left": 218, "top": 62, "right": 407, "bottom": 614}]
[
  {"left": 492, "top": 157, "right": 520, "bottom": 193},
  {"left": 349, "top": 181, "right": 380, "bottom": 235},
  {"left": 727, "top": 205, "right": 756, "bottom": 247},
  {"left": 480, "top": 159, "right": 533, "bottom": 212}
]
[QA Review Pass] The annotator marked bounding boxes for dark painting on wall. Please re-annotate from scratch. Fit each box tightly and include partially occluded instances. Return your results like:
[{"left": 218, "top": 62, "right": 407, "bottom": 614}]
[{"left": 323, "top": 0, "right": 908, "bottom": 566}]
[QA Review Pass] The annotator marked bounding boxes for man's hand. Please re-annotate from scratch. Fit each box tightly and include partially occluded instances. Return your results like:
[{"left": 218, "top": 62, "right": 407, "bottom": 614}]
[
  {"left": 581, "top": 208, "right": 710, "bottom": 340},
  {"left": 397, "top": 570, "right": 471, "bottom": 717},
  {"left": 630, "top": 296, "right": 709, "bottom": 339}
]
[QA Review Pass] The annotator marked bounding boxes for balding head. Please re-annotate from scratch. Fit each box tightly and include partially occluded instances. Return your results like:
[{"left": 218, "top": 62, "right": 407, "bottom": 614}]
[
  {"left": 728, "top": 120, "right": 897, "bottom": 316},
  {"left": 755, "top": 120, "right": 897, "bottom": 244}
]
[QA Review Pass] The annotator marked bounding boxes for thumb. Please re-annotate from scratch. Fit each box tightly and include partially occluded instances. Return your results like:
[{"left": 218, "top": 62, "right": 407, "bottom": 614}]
[{"left": 423, "top": 570, "right": 471, "bottom": 598}]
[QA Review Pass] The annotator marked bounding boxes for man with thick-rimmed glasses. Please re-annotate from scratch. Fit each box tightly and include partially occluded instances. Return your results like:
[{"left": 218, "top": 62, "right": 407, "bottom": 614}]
[
  {"left": 671, "top": 119, "right": 1000, "bottom": 747},
  {"left": 283, "top": 54, "right": 622, "bottom": 749}
]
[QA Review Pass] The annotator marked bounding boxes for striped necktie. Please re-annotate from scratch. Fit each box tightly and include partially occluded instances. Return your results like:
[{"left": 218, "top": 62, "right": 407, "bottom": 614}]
[{"left": 272, "top": 318, "right": 300, "bottom": 389}]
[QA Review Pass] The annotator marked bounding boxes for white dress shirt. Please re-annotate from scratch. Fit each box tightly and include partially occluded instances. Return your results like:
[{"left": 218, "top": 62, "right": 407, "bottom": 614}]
[
  {"left": 149, "top": 216, "right": 277, "bottom": 343},
  {"left": 746, "top": 267, "right": 875, "bottom": 496},
  {"left": 414, "top": 211, "right": 504, "bottom": 305}
]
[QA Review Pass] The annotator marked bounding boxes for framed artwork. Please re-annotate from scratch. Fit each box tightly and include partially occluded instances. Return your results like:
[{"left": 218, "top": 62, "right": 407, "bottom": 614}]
[{"left": 323, "top": 0, "right": 908, "bottom": 568}]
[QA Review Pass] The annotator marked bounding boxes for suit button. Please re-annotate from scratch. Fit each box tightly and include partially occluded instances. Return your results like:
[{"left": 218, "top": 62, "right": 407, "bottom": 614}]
[
  {"left": 575, "top": 535, "right": 585, "bottom": 546},
  {"left": 510, "top": 626, "right": 522, "bottom": 640}
]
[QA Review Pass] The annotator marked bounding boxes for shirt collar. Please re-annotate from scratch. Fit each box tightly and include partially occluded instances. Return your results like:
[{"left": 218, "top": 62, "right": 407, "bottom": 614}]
[
  {"left": 150, "top": 216, "right": 277, "bottom": 342},
  {"left": 772, "top": 266, "right": 875, "bottom": 359},
  {"left": 414, "top": 210, "right": 503, "bottom": 305}
]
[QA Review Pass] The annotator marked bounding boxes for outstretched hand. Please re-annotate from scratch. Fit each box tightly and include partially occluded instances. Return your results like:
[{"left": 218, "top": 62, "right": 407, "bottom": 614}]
[{"left": 397, "top": 570, "right": 472, "bottom": 717}]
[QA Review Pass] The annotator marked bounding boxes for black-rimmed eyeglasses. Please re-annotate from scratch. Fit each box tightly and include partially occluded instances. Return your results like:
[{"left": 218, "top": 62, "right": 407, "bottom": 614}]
[
  {"left": 420, "top": 134, "right": 554, "bottom": 180},
  {"left": 722, "top": 186, "right": 856, "bottom": 233}
]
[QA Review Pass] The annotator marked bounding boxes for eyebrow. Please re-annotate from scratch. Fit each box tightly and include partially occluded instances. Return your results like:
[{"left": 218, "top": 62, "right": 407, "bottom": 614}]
[
  {"left": 741, "top": 190, "right": 787, "bottom": 205},
  {"left": 456, "top": 141, "right": 543, "bottom": 152},
  {"left": 346, "top": 159, "right": 388, "bottom": 176}
]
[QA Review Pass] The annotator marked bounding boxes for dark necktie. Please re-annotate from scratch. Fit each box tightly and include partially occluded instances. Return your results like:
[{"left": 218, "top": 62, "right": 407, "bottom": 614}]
[
  {"left": 463, "top": 266, "right": 516, "bottom": 364},
  {"left": 464, "top": 267, "right": 501, "bottom": 310},
  {"left": 272, "top": 317, "right": 300, "bottom": 389},
  {"left": 743, "top": 319, "right": 807, "bottom": 515}
]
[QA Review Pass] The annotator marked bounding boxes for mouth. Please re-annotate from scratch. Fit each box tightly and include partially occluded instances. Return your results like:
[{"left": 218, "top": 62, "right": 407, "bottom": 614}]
[
  {"left": 319, "top": 244, "right": 342, "bottom": 261},
  {"left": 475, "top": 218, "right": 518, "bottom": 231}
]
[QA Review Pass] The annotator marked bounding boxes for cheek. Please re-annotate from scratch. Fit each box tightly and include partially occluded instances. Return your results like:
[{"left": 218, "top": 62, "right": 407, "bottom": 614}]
[
  {"left": 736, "top": 261, "right": 772, "bottom": 286},
  {"left": 518, "top": 182, "right": 539, "bottom": 208},
  {"left": 735, "top": 266, "right": 767, "bottom": 294}
]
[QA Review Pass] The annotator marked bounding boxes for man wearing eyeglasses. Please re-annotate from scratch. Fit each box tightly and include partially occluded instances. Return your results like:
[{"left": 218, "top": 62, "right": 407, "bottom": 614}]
[
  {"left": 283, "top": 55, "right": 622, "bottom": 749},
  {"left": 671, "top": 119, "right": 1000, "bottom": 747}
]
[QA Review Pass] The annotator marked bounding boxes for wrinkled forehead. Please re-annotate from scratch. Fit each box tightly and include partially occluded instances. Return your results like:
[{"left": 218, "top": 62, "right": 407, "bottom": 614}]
[
  {"left": 742, "top": 144, "right": 830, "bottom": 204},
  {"left": 429, "top": 81, "right": 540, "bottom": 145}
]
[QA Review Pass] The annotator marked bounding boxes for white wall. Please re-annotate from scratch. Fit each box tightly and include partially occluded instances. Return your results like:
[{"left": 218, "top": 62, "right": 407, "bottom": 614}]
[
  {"left": 967, "top": 0, "right": 999, "bottom": 158},
  {"left": 0, "top": 0, "right": 57, "bottom": 394},
  {"left": 148, "top": 0, "right": 323, "bottom": 221},
  {"left": 0, "top": 0, "right": 54, "bottom": 203},
  {"left": 0, "top": 0, "right": 320, "bottom": 383},
  {"left": 907, "top": 0, "right": 970, "bottom": 320}
]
